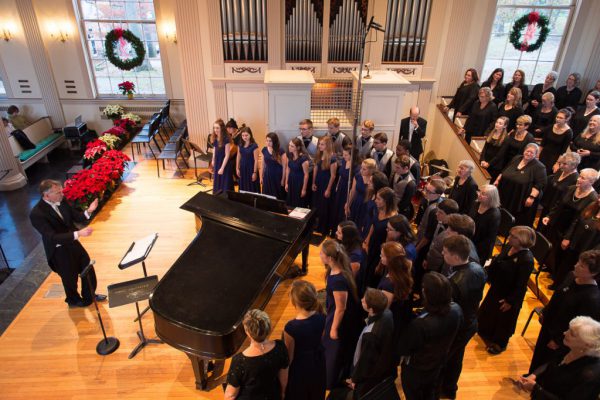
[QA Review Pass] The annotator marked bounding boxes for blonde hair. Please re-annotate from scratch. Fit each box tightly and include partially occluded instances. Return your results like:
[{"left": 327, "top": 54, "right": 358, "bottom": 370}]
[
  {"left": 315, "top": 135, "right": 334, "bottom": 170},
  {"left": 290, "top": 280, "right": 323, "bottom": 314},
  {"left": 508, "top": 87, "right": 523, "bottom": 108},
  {"left": 321, "top": 239, "right": 358, "bottom": 302},
  {"left": 479, "top": 184, "right": 500, "bottom": 208},
  {"left": 243, "top": 309, "right": 272, "bottom": 342},
  {"left": 361, "top": 158, "right": 377, "bottom": 175},
  {"left": 486, "top": 116, "right": 509, "bottom": 144},
  {"left": 362, "top": 120, "right": 375, "bottom": 131},
  {"left": 479, "top": 87, "right": 493, "bottom": 102},
  {"left": 516, "top": 114, "right": 532, "bottom": 127},
  {"left": 509, "top": 226, "right": 536, "bottom": 249},
  {"left": 542, "top": 92, "right": 555, "bottom": 103}
]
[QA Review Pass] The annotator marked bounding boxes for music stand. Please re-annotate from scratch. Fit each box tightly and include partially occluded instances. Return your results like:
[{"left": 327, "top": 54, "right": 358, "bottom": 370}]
[
  {"left": 119, "top": 233, "right": 158, "bottom": 322},
  {"left": 185, "top": 138, "right": 213, "bottom": 191},
  {"left": 80, "top": 261, "right": 120, "bottom": 356},
  {"left": 107, "top": 275, "right": 161, "bottom": 359}
]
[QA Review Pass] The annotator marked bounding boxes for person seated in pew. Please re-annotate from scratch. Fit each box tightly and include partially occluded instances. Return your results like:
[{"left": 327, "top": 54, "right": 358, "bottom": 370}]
[
  {"left": 2, "top": 117, "right": 15, "bottom": 134},
  {"left": 6, "top": 105, "right": 30, "bottom": 130}
]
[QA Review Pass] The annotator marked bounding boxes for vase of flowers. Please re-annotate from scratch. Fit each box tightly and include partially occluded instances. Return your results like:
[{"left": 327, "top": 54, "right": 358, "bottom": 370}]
[{"left": 118, "top": 81, "right": 136, "bottom": 99}]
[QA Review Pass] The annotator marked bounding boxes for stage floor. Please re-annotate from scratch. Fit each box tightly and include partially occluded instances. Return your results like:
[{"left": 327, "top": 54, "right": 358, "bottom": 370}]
[{"left": 0, "top": 142, "right": 540, "bottom": 399}]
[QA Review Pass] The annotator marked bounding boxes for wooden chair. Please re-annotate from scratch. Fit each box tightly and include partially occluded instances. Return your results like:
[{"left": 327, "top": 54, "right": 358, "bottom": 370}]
[{"left": 497, "top": 207, "right": 515, "bottom": 246}]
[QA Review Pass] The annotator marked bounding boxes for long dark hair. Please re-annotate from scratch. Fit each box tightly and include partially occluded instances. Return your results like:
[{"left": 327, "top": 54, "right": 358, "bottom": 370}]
[
  {"left": 213, "top": 118, "right": 227, "bottom": 148},
  {"left": 388, "top": 214, "right": 416, "bottom": 246},
  {"left": 289, "top": 137, "right": 308, "bottom": 160},
  {"left": 483, "top": 68, "right": 504, "bottom": 86},
  {"left": 239, "top": 126, "right": 256, "bottom": 147},
  {"left": 338, "top": 221, "right": 362, "bottom": 253},
  {"left": 322, "top": 239, "right": 358, "bottom": 302},
  {"left": 266, "top": 132, "right": 282, "bottom": 163}
]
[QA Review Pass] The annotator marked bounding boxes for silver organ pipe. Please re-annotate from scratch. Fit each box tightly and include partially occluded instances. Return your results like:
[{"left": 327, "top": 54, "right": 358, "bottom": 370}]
[{"left": 285, "top": 0, "right": 322, "bottom": 62}]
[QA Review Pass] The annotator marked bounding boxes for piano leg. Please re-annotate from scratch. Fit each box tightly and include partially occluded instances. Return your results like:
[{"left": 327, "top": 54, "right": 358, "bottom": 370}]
[
  {"left": 188, "top": 354, "right": 208, "bottom": 390},
  {"left": 301, "top": 244, "right": 309, "bottom": 273}
]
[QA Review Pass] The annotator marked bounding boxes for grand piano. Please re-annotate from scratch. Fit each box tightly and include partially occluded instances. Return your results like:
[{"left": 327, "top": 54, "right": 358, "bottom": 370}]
[{"left": 149, "top": 191, "right": 315, "bottom": 390}]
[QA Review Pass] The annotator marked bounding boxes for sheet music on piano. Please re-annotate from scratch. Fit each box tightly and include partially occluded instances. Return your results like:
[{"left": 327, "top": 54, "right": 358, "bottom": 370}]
[
  {"left": 119, "top": 233, "right": 158, "bottom": 268},
  {"left": 288, "top": 207, "right": 311, "bottom": 219}
]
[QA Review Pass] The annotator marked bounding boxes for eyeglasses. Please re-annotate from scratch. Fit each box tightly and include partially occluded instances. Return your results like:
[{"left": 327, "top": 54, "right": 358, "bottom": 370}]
[{"left": 299, "top": 128, "right": 310, "bottom": 131}]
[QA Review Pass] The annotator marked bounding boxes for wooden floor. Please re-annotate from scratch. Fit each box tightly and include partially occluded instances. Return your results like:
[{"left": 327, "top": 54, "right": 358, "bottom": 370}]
[{"left": 0, "top": 143, "right": 545, "bottom": 399}]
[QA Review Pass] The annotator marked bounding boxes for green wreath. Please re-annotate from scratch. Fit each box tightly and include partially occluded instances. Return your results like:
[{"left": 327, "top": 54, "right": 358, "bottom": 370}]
[
  {"left": 104, "top": 28, "right": 146, "bottom": 71},
  {"left": 509, "top": 12, "right": 550, "bottom": 53}
]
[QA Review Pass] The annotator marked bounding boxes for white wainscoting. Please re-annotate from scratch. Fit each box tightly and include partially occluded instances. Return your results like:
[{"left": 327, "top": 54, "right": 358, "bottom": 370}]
[{"left": 226, "top": 83, "right": 268, "bottom": 146}]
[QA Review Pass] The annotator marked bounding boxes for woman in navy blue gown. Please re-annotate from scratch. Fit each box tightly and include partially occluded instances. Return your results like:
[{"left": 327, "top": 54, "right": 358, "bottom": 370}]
[
  {"left": 333, "top": 145, "right": 361, "bottom": 229},
  {"left": 312, "top": 136, "right": 338, "bottom": 235},
  {"left": 261, "top": 132, "right": 286, "bottom": 199},
  {"left": 236, "top": 126, "right": 260, "bottom": 193},
  {"left": 386, "top": 214, "right": 417, "bottom": 262},
  {"left": 348, "top": 159, "right": 376, "bottom": 230},
  {"left": 283, "top": 280, "right": 326, "bottom": 400},
  {"left": 285, "top": 138, "right": 311, "bottom": 208},
  {"left": 211, "top": 118, "right": 234, "bottom": 194},
  {"left": 320, "top": 239, "right": 363, "bottom": 390},
  {"left": 358, "top": 170, "right": 390, "bottom": 240},
  {"left": 336, "top": 220, "right": 368, "bottom": 296}
]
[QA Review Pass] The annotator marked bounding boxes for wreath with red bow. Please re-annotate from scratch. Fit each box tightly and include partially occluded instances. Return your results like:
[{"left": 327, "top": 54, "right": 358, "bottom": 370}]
[
  {"left": 509, "top": 12, "right": 550, "bottom": 53},
  {"left": 105, "top": 28, "right": 146, "bottom": 71}
]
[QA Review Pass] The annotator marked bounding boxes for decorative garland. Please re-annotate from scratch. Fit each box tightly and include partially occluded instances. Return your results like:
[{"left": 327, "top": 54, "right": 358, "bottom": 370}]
[
  {"left": 509, "top": 12, "right": 549, "bottom": 53},
  {"left": 105, "top": 28, "right": 146, "bottom": 71}
]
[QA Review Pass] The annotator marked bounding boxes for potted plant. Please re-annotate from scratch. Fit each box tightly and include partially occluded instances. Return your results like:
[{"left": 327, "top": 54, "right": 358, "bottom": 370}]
[{"left": 118, "top": 81, "right": 136, "bottom": 99}]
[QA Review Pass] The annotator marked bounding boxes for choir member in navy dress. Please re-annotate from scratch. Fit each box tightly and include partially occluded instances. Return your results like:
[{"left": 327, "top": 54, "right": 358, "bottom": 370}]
[
  {"left": 495, "top": 114, "right": 536, "bottom": 172},
  {"left": 459, "top": 87, "right": 498, "bottom": 144},
  {"left": 528, "top": 250, "right": 600, "bottom": 374},
  {"left": 225, "top": 309, "right": 289, "bottom": 400},
  {"left": 326, "top": 117, "right": 351, "bottom": 157},
  {"left": 539, "top": 108, "right": 574, "bottom": 174},
  {"left": 333, "top": 145, "right": 360, "bottom": 229},
  {"left": 495, "top": 143, "right": 547, "bottom": 227},
  {"left": 448, "top": 160, "right": 478, "bottom": 213},
  {"left": 261, "top": 132, "right": 287, "bottom": 199},
  {"left": 377, "top": 242, "right": 415, "bottom": 341},
  {"left": 480, "top": 117, "right": 510, "bottom": 183},
  {"left": 478, "top": 226, "right": 535, "bottom": 355},
  {"left": 570, "top": 115, "right": 600, "bottom": 170},
  {"left": 538, "top": 151, "right": 580, "bottom": 223},
  {"left": 531, "top": 92, "right": 558, "bottom": 138},
  {"left": 386, "top": 214, "right": 417, "bottom": 262},
  {"left": 390, "top": 155, "right": 417, "bottom": 220},
  {"left": 320, "top": 239, "right": 363, "bottom": 390},
  {"left": 364, "top": 188, "right": 398, "bottom": 287},
  {"left": 211, "top": 118, "right": 234, "bottom": 194},
  {"left": 285, "top": 138, "right": 311, "bottom": 208},
  {"left": 481, "top": 68, "right": 505, "bottom": 105},
  {"left": 399, "top": 272, "right": 463, "bottom": 400},
  {"left": 555, "top": 73, "right": 583, "bottom": 110},
  {"left": 443, "top": 68, "right": 480, "bottom": 119},
  {"left": 469, "top": 184, "right": 501, "bottom": 264},
  {"left": 519, "top": 316, "right": 600, "bottom": 400},
  {"left": 312, "top": 136, "right": 338, "bottom": 235},
  {"left": 348, "top": 159, "right": 375, "bottom": 228},
  {"left": 356, "top": 120, "right": 375, "bottom": 159},
  {"left": 336, "top": 221, "right": 367, "bottom": 296},
  {"left": 360, "top": 172, "right": 391, "bottom": 242},
  {"left": 370, "top": 132, "right": 394, "bottom": 178},
  {"left": 348, "top": 288, "right": 399, "bottom": 399},
  {"left": 571, "top": 91, "right": 600, "bottom": 137},
  {"left": 236, "top": 126, "right": 260, "bottom": 193},
  {"left": 283, "top": 280, "right": 326, "bottom": 400},
  {"left": 525, "top": 71, "right": 557, "bottom": 117},
  {"left": 495, "top": 87, "right": 524, "bottom": 133},
  {"left": 504, "top": 70, "right": 529, "bottom": 105}
]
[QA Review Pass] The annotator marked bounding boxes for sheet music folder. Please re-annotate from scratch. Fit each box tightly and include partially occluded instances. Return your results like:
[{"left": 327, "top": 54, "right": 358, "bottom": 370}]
[{"left": 118, "top": 233, "right": 158, "bottom": 269}]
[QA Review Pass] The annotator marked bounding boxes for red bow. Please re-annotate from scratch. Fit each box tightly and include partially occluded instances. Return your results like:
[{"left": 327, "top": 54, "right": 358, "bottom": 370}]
[
  {"left": 113, "top": 28, "right": 124, "bottom": 39},
  {"left": 528, "top": 12, "right": 540, "bottom": 23}
]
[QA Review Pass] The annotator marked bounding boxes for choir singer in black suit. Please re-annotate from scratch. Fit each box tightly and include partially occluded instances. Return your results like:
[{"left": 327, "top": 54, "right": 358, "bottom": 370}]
[
  {"left": 29, "top": 179, "right": 105, "bottom": 308},
  {"left": 400, "top": 106, "right": 427, "bottom": 160}
]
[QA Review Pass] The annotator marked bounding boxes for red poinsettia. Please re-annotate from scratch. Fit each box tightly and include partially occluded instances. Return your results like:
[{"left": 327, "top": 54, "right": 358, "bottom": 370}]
[
  {"left": 113, "top": 118, "right": 136, "bottom": 135},
  {"left": 104, "top": 125, "right": 128, "bottom": 138},
  {"left": 84, "top": 139, "right": 108, "bottom": 161},
  {"left": 118, "top": 81, "right": 136, "bottom": 95}
]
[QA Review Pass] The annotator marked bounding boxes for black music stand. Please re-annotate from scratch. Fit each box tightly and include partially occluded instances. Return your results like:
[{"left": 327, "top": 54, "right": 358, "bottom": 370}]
[
  {"left": 107, "top": 275, "right": 160, "bottom": 359},
  {"left": 118, "top": 233, "right": 158, "bottom": 322},
  {"left": 80, "top": 261, "right": 119, "bottom": 355},
  {"left": 185, "top": 138, "right": 213, "bottom": 191}
]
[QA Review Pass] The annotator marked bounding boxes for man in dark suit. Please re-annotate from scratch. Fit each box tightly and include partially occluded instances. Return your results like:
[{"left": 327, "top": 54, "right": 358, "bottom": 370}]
[
  {"left": 400, "top": 106, "right": 427, "bottom": 160},
  {"left": 29, "top": 179, "right": 105, "bottom": 308}
]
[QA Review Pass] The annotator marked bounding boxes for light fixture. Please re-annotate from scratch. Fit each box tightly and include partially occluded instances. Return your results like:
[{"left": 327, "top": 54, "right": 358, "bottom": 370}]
[
  {"left": 1, "top": 22, "right": 15, "bottom": 42},
  {"left": 48, "top": 22, "right": 70, "bottom": 43},
  {"left": 164, "top": 24, "right": 177, "bottom": 44}
]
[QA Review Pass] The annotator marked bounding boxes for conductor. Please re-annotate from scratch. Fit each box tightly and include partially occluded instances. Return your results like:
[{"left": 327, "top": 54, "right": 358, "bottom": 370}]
[{"left": 30, "top": 179, "right": 105, "bottom": 308}]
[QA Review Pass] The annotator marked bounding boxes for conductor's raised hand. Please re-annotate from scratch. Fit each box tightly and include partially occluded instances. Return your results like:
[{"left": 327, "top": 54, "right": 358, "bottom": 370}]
[
  {"left": 87, "top": 198, "right": 99, "bottom": 214},
  {"left": 78, "top": 227, "right": 93, "bottom": 237}
]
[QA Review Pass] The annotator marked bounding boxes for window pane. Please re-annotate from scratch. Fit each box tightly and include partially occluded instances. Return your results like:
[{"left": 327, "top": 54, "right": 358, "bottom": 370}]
[{"left": 0, "top": 78, "right": 6, "bottom": 95}]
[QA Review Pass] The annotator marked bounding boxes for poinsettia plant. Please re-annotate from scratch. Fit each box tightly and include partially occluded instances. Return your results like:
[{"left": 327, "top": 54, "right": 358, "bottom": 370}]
[
  {"left": 121, "top": 112, "right": 141, "bottom": 124},
  {"left": 98, "top": 134, "right": 121, "bottom": 150},
  {"left": 113, "top": 118, "right": 137, "bottom": 135},
  {"left": 104, "top": 125, "right": 128, "bottom": 138},
  {"left": 102, "top": 104, "right": 124, "bottom": 120},
  {"left": 118, "top": 81, "right": 136, "bottom": 95},
  {"left": 84, "top": 139, "right": 108, "bottom": 162}
]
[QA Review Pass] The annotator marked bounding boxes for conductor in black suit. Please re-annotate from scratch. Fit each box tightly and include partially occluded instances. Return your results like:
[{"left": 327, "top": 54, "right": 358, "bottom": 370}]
[
  {"left": 400, "top": 106, "right": 427, "bottom": 160},
  {"left": 29, "top": 179, "right": 105, "bottom": 308}
]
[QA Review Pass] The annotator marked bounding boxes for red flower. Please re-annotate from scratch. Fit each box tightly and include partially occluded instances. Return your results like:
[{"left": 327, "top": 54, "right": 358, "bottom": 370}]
[{"left": 528, "top": 11, "right": 540, "bottom": 23}]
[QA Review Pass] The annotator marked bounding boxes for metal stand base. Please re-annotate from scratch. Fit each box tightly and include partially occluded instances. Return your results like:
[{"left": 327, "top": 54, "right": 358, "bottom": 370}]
[
  {"left": 128, "top": 330, "right": 162, "bottom": 359},
  {"left": 96, "top": 337, "right": 120, "bottom": 355}
]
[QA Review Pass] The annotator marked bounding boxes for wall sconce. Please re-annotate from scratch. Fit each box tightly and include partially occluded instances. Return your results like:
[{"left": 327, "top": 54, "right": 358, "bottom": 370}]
[
  {"left": 48, "top": 22, "right": 70, "bottom": 43},
  {"left": 1, "top": 22, "right": 15, "bottom": 42},
  {"left": 164, "top": 24, "right": 177, "bottom": 44}
]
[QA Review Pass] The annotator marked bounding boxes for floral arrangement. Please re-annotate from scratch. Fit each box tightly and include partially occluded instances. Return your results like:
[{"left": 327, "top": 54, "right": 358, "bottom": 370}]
[
  {"left": 102, "top": 104, "right": 124, "bottom": 120},
  {"left": 121, "top": 112, "right": 141, "bottom": 124},
  {"left": 105, "top": 28, "right": 145, "bottom": 71},
  {"left": 98, "top": 134, "right": 121, "bottom": 150},
  {"left": 63, "top": 150, "right": 130, "bottom": 210},
  {"left": 113, "top": 118, "right": 137, "bottom": 135},
  {"left": 509, "top": 12, "right": 549, "bottom": 53},
  {"left": 104, "top": 125, "right": 128, "bottom": 138},
  {"left": 118, "top": 81, "right": 136, "bottom": 96},
  {"left": 84, "top": 139, "right": 108, "bottom": 162}
]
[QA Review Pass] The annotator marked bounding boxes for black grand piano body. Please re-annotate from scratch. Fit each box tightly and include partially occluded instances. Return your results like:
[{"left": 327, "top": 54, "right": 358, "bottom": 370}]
[{"left": 149, "top": 192, "right": 315, "bottom": 389}]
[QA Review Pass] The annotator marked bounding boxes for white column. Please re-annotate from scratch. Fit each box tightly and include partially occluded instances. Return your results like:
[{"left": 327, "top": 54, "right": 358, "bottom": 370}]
[{"left": 0, "top": 124, "right": 27, "bottom": 191}]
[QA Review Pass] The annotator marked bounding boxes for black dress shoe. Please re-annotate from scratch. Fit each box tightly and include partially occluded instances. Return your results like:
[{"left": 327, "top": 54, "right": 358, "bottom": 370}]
[
  {"left": 68, "top": 300, "right": 87, "bottom": 308},
  {"left": 95, "top": 294, "right": 107, "bottom": 302}
]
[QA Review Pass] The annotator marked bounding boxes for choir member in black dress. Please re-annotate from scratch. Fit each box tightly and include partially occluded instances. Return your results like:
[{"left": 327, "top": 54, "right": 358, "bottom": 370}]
[
  {"left": 531, "top": 92, "right": 558, "bottom": 138},
  {"left": 538, "top": 108, "right": 574, "bottom": 174},
  {"left": 587, "top": 79, "right": 600, "bottom": 99},
  {"left": 449, "top": 160, "right": 478, "bottom": 213},
  {"left": 365, "top": 188, "right": 398, "bottom": 288},
  {"left": 478, "top": 226, "right": 535, "bottom": 354},
  {"left": 570, "top": 115, "right": 600, "bottom": 170},
  {"left": 572, "top": 90, "right": 600, "bottom": 137},
  {"left": 519, "top": 316, "right": 600, "bottom": 400},
  {"left": 356, "top": 120, "right": 375, "bottom": 159},
  {"left": 261, "top": 132, "right": 287, "bottom": 199},
  {"left": 538, "top": 151, "right": 580, "bottom": 222},
  {"left": 528, "top": 250, "right": 600, "bottom": 374},
  {"left": 236, "top": 126, "right": 260, "bottom": 193},
  {"left": 226, "top": 118, "right": 240, "bottom": 146},
  {"left": 459, "top": 87, "right": 498, "bottom": 144},
  {"left": 480, "top": 116, "right": 510, "bottom": 182},
  {"left": 540, "top": 168, "right": 598, "bottom": 285},
  {"left": 225, "top": 309, "right": 289, "bottom": 400},
  {"left": 525, "top": 71, "right": 558, "bottom": 116},
  {"left": 389, "top": 155, "right": 417, "bottom": 220},
  {"left": 495, "top": 87, "right": 524, "bottom": 133},
  {"left": 312, "top": 136, "right": 338, "bottom": 235},
  {"left": 399, "top": 272, "right": 463, "bottom": 400},
  {"left": 504, "top": 69, "right": 529, "bottom": 106},
  {"left": 555, "top": 73, "right": 583, "bottom": 110},
  {"left": 321, "top": 239, "right": 363, "bottom": 390},
  {"left": 386, "top": 214, "right": 417, "bottom": 262},
  {"left": 348, "top": 288, "right": 398, "bottom": 399},
  {"left": 439, "top": 235, "right": 486, "bottom": 399},
  {"left": 496, "top": 114, "right": 536, "bottom": 171},
  {"left": 469, "top": 184, "right": 501, "bottom": 264},
  {"left": 444, "top": 68, "right": 480, "bottom": 118},
  {"left": 283, "top": 280, "right": 326, "bottom": 400},
  {"left": 226, "top": 119, "right": 240, "bottom": 180},
  {"left": 336, "top": 221, "right": 368, "bottom": 296},
  {"left": 495, "top": 143, "right": 547, "bottom": 226},
  {"left": 481, "top": 68, "right": 505, "bottom": 105}
]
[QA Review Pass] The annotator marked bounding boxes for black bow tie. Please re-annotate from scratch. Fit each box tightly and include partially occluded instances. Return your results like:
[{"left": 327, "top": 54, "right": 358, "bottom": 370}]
[{"left": 377, "top": 152, "right": 384, "bottom": 161}]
